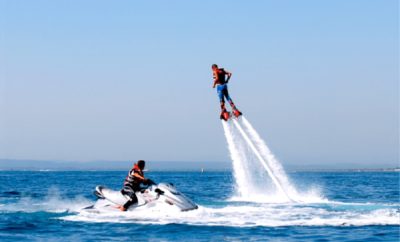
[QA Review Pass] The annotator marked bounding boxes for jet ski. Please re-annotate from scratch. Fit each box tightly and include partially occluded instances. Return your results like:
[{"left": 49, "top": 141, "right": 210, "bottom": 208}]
[{"left": 84, "top": 183, "right": 198, "bottom": 212}]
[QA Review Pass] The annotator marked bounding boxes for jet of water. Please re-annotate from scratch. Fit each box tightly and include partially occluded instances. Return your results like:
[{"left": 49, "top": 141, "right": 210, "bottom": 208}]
[{"left": 222, "top": 116, "right": 300, "bottom": 202}]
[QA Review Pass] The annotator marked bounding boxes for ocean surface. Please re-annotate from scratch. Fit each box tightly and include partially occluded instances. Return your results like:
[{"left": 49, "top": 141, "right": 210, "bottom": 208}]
[{"left": 0, "top": 171, "right": 399, "bottom": 241}]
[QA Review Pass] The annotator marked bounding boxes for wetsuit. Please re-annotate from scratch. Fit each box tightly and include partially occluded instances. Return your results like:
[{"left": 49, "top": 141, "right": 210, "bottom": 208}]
[{"left": 121, "top": 164, "right": 145, "bottom": 210}]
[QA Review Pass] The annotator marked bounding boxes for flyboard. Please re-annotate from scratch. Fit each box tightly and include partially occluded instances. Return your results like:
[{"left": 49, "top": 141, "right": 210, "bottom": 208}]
[{"left": 220, "top": 108, "right": 242, "bottom": 121}]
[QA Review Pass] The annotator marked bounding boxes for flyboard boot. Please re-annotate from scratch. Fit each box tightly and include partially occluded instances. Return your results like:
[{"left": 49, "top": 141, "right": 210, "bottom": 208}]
[
  {"left": 229, "top": 101, "right": 242, "bottom": 118},
  {"left": 220, "top": 102, "right": 230, "bottom": 121},
  {"left": 220, "top": 107, "right": 230, "bottom": 121}
]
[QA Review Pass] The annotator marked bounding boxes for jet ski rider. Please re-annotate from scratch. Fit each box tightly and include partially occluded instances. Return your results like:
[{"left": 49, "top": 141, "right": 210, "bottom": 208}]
[{"left": 117, "top": 160, "right": 155, "bottom": 211}]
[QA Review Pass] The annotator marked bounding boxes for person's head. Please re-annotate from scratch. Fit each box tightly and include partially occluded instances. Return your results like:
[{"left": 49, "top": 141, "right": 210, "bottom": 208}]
[
  {"left": 211, "top": 64, "right": 218, "bottom": 70},
  {"left": 137, "top": 160, "right": 145, "bottom": 170}
]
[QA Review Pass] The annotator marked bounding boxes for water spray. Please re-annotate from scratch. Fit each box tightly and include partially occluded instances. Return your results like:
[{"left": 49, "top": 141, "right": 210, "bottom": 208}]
[{"left": 230, "top": 118, "right": 294, "bottom": 202}]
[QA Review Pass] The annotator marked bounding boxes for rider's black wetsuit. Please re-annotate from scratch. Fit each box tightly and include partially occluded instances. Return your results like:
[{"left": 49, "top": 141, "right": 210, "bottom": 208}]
[{"left": 121, "top": 164, "right": 145, "bottom": 210}]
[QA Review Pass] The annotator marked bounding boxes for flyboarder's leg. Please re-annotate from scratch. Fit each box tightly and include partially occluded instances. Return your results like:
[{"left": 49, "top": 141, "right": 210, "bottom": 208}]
[
  {"left": 223, "top": 86, "right": 234, "bottom": 108},
  {"left": 217, "top": 85, "right": 228, "bottom": 119},
  {"left": 223, "top": 86, "right": 242, "bottom": 117},
  {"left": 217, "top": 84, "right": 233, "bottom": 120},
  {"left": 229, "top": 100, "right": 238, "bottom": 111},
  {"left": 217, "top": 85, "right": 226, "bottom": 111},
  {"left": 220, "top": 101, "right": 230, "bottom": 120},
  {"left": 220, "top": 100, "right": 227, "bottom": 112}
]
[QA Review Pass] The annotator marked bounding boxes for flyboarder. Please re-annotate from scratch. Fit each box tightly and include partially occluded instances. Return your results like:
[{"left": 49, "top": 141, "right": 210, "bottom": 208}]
[{"left": 212, "top": 64, "right": 242, "bottom": 121}]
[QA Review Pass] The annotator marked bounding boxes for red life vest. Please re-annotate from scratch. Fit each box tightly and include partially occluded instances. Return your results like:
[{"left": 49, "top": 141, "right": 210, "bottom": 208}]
[
  {"left": 124, "top": 164, "right": 144, "bottom": 187},
  {"left": 214, "top": 68, "right": 227, "bottom": 85}
]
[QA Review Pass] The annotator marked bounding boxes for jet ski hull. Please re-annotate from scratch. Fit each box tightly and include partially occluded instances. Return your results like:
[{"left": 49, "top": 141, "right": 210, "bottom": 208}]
[{"left": 87, "top": 183, "right": 198, "bottom": 212}]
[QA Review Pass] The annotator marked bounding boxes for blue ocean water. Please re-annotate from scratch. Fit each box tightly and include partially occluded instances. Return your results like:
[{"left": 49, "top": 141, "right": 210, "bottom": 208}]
[{"left": 0, "top": 171, "right": 399, "bottom": 241}]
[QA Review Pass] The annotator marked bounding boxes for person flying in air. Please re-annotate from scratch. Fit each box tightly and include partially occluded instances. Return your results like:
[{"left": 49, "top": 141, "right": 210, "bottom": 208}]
[
  {"left": 212, "top": 64, "right": 242, "bottom": 120},
  {"left": 116, "top": 160, "right": 155, "bottom": 211}
]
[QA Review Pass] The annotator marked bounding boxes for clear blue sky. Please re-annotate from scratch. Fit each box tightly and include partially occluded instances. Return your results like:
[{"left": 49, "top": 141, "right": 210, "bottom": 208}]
[{"left": 0, "top": 0, "right": 398, "bottom": 168}]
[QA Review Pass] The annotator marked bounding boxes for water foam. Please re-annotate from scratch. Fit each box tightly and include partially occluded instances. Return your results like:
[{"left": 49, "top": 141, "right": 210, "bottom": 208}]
[
  {"left": 64, "top": 202, "right": 400, "bottom": 227},
  {"left": 63, "top": 116, "right": 400, "bottom": 227},
  {"left": 0, "top": 187, "right": 92, "bottom": 213},
  {"left": 5, "top": 116, "right": 395, "bottom": 228},
  {"left": 222, "top": 116, "right": 325, "bottom": 203}
]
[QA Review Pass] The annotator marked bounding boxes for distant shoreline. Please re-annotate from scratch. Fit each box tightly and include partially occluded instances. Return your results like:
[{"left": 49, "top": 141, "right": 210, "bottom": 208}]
[
  {"left": 0, "top": 168, "right": 398, "bottom": 173},
  {"left": 0, "top": 159, "right": 398, "bottom": 172}
]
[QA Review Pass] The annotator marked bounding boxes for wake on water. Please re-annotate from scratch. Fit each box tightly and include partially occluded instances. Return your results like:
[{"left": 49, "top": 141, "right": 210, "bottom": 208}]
[
  {"left": 2, "top": 116, "right": 398, "bottom": 227},
  {"left": 61, "top": 115, "right": 399, "bottom": 226},
  {"left": 1, "top": 187, "right": 398, "bottom": 227}
]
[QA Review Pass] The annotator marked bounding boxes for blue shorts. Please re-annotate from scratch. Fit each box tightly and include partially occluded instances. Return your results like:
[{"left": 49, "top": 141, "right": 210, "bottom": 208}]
[{"left": 217, "top": 84, "right": 232, "bottom": 103}]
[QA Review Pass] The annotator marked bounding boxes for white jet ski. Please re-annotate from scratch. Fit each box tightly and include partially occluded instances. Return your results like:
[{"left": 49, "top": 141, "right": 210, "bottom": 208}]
[{"left": 84, "top": 183, "right": 198, "bottom": 212}]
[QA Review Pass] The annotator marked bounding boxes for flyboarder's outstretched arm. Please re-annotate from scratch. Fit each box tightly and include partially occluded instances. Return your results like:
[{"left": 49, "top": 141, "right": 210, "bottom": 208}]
[{"left": 225, "top": 70, "right": 232, "bottom": 83}]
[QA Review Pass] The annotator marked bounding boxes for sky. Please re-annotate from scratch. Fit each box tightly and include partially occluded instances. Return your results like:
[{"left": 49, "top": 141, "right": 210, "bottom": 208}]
[{"left": 0, "top": 0, "right": 398, "bottom": 168}]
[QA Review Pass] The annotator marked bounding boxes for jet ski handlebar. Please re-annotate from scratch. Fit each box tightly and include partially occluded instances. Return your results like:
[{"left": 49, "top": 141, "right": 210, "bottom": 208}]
[{"left": 143, "top": 179, "right": 156, "bottom": 186}]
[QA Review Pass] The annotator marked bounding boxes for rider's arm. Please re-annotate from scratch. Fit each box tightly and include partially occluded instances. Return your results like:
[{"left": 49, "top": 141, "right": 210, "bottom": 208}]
[
  {"left": 225, "top": 70, "right": 232, "bottom": 83},
  {"left": 133, "top": 172, "right": 145, "bottom": 181},
  {"left": 212, "top": 70, "right": 219, "bottom": 88}
]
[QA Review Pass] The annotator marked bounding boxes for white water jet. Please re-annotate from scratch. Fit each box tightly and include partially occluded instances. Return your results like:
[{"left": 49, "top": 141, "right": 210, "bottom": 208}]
[
  {"left": 232, "top": 119, "right": 292, "bottom": 201},
  {"left": 239, "top": 117, "right": 301, "bottom": 200},
  {"left": 222, "top": 116, "right": 303, "bottom": 202},
  {"left": 222, "top": 121, "right": 254, "bottom": 197}
]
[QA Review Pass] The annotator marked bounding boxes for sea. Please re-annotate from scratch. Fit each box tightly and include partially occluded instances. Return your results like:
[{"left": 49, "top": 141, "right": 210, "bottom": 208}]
[{"left": 0, "top": 170, "right": 399, "bottom": 241}]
